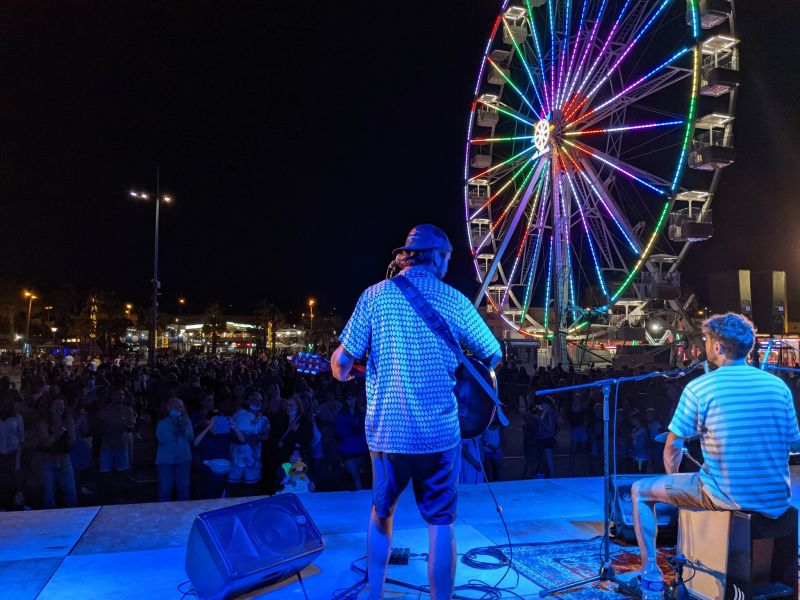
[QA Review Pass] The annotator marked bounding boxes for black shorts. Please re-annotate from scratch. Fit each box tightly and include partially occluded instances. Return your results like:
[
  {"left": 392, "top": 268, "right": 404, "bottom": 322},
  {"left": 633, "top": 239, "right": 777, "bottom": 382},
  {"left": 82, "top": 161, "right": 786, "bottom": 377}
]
[{"left": 370, "top": 445, "right": 461, "bottom": 526}]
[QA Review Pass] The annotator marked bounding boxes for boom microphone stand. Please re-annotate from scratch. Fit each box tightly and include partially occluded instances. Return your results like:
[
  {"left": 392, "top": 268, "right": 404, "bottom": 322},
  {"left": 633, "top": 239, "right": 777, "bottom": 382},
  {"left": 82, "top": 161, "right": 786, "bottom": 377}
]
[{"left": 536, "top": 364, "right": 704, "bottom": 597}]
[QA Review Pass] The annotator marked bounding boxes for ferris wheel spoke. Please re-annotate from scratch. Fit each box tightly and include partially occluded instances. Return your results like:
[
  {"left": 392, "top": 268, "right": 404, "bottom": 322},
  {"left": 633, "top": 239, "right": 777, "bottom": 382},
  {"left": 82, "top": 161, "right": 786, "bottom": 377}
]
[
  {"left": 554, "top": 0, "right": 571, "bottom": 108},
  {"left": 563, "top": 0, "right": 634, "bottom": 115},
  {"left": 473, "top": 158, "right": 549, "bottom": 307},
  {"left": 477, "top": 97, "right": 537, "bottom": 128},
  {"left": 568, "top": 46, "right": 692, "bottom": 126},
  {"left": 471, "top": 135, "right": 535, "bottom": 144},
  {"left": 569, "top": 154, "right": 641, "bottom": 254},
  {"left": 487, "top": 57, "right": 539, "bottom": 115},
  {"left": 559, "top": 0, "right": 590, "bottom": 108},
  {"left": 570, "top": 0, "right": 674, "bottom": 116},
  {"left": 564, "top": 120, "right": 683, "bottom": 137},
  {"left": 524, "top": 0, "right": 553, "bottom": 113},
  {"left": 563, "top": 170, "right": 609, "bottom": 298},
  {"left": 501, "top": 177, "right": 546, "bottom": 307},
  {"left": 468, "top": 144, "right": 537, "bottom": 182},
  {"left": 469, "top": 160, "right": 537, "bottom": 220},
  {"left": 520, "top": 174, "right": 551, "bottom": 322},
  {"left": 563, "top": 139, "right": 670, "bottom": 195},
  {"left": 502, "top": 18, "right": 547, "bottom": 115},
  {"left": 562, "top": 0, "right": 611, "bottom": 111}
]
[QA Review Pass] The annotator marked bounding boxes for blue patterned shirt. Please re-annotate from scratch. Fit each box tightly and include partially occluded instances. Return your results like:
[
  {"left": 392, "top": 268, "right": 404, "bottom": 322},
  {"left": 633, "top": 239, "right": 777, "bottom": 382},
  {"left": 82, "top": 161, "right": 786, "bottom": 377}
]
[
  {"left": 339, "top": 269, "right": 501, "bottom": 454},
  {"left": 669, "top": 364, "right": 800, "bottom": 518}
]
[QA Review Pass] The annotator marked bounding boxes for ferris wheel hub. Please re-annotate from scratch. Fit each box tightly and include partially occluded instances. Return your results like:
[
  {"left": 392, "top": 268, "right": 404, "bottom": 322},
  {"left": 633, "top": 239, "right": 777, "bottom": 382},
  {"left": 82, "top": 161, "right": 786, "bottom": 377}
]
[{"left": 533, "top": 119, "right": 551, "bottom": 152}]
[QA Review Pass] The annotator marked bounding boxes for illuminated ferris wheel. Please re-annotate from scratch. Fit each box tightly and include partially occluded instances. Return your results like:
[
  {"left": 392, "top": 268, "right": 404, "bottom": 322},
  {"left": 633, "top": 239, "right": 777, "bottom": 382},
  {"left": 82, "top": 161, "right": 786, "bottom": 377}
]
[{"left": 464, "top": 0, "right": 739, "bottom": 362}]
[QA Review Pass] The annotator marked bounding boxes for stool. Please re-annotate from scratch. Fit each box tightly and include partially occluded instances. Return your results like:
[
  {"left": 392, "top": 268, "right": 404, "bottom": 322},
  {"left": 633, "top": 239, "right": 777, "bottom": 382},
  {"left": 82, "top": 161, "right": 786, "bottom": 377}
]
[{"left": 678, "top": 506, "right": 797, "bottom": 599}]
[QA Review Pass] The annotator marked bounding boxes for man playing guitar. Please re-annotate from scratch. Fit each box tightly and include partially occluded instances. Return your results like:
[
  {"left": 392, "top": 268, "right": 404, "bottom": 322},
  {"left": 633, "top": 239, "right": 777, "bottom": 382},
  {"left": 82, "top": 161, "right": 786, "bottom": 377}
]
[
  {"left": 332, "top": 224, "right": 502, "bottom": 600},
  {"left": 631, "top": 313, "right": 800, "bottom": 592}
]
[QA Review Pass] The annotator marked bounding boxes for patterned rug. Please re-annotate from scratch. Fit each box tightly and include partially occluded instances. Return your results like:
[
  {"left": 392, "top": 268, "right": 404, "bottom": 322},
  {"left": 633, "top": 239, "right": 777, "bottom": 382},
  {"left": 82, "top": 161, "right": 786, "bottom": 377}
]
[{"left": 500, "top": 537, "right": 676, "bottom": 598}]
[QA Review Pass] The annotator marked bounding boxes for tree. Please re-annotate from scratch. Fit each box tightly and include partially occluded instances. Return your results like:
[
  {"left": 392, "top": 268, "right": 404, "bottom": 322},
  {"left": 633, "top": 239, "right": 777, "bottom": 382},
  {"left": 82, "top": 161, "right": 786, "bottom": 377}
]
[
  {"left": 202, "top": 302, "right": 225, "bottom": 355},
  {"left": 254, "top": 301, "right": 286, "bottom": 355}
]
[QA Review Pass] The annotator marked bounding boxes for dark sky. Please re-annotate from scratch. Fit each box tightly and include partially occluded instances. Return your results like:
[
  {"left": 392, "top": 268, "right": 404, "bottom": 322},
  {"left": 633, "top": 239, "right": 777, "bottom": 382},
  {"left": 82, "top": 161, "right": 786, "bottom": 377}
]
[{"left": 1, "top": 1, "right": 798, "bottom": 320}]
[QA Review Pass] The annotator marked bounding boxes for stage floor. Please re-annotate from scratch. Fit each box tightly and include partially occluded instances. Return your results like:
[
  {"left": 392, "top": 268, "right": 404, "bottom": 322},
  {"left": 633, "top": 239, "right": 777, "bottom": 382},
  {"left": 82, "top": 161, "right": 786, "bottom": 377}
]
[{"left": 5, "top": 470, "right": 800, "bottom": 599}]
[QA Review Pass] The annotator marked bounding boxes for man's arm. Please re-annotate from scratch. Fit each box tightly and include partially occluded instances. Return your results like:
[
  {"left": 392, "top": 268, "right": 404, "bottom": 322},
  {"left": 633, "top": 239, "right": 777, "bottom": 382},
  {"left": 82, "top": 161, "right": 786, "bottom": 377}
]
[
  {"left": 331, "top": 345, "right": 356, "bottom": 382},
  {"left": 486, "top": 348, "right": 503, "bottom": 370},
  {"left": 663, "top": 431, "right": 685, "bottom": 474}
]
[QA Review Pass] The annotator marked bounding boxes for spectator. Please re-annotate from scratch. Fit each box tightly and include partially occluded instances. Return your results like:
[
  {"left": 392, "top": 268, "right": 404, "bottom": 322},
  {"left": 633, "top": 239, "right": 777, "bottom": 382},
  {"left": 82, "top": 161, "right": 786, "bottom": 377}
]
[
  {"left": 155, "top": 398, "right": 193, "bottom": 501},
  {"left": 566, "top": 393, "right": 590, "bottom": 477},
  {"left": 193, "top": 410, "right": 244, "bottom": 499},
  {"left": 536, "top": 395, "right": 558, "bottom": 478},
  {"left": 0, "top": 394, "right": 25, "bottom": 509},
  {"left": 334, "top": 394, "right": 368, "bottom": 490},
  {"left": 96, "top": 389, "right": 136, "bottom": 504},
  {"left": 228, "top": 393, "right": 269, "bottom": 496},
  {"left": 37, "top": 397, "right": 77, "bottom": 508},
  {"left": 522, "top": 399, "right": 540, "bottom": 479}
]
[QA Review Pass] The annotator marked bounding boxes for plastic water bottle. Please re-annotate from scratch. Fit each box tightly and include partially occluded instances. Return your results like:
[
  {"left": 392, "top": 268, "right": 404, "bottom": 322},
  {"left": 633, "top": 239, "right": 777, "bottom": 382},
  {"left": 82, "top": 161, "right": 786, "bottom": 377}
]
[{"left": 641, "top": 565, "right": 664, "bottom": 600}]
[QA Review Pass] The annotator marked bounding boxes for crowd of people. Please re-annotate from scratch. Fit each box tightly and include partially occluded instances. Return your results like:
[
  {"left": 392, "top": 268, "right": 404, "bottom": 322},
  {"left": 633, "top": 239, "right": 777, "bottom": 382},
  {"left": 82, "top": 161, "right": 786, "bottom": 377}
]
[
  {"left": 1, "top": 351, "right": 799, "bottom": 511},
  {"left": 0, "top": 352, "right": 369, "bottom": 510}
]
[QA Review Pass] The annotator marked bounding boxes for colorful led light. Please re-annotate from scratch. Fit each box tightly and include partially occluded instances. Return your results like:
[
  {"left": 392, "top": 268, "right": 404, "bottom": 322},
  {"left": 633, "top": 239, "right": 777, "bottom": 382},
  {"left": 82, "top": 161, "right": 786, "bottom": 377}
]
[
  {"left": 562, "top": 0, "right": 610, "bottom": 111},
  {"left": 563, "top": 120, "right": 683, "bottom": 136},
  {"left": 501, "top": 18, "right": 546, "bottom": 116},
  {"left": 543, "top": 235, "right": 554, "bottom": 331},
  {"left": 524, "top": 0, "right": 551, "bottom": 112},
  {"left": 562, "top": 150, "right": 640, "bottom": 254},
  {"left": 570, "top": 47, "right": 691, "bottom": 125},
  {"left": 563, "top": 140, "right": 666, "bottom": 196},
  {"left": 563, "top": 168, "right": 608, "bottom": 297},
  {"left": 487, "top": 56, "right": 538, "bottom": 114},
  {"left": 469, "top": 143, "right": 536, "bottom": 182}
]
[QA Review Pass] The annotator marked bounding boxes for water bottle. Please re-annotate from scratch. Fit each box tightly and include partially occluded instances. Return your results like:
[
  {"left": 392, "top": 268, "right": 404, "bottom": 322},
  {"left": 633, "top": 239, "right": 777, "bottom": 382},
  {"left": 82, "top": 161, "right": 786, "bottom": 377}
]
[{"left": 641, "top": 565, "right": 664, "bottom": 600}]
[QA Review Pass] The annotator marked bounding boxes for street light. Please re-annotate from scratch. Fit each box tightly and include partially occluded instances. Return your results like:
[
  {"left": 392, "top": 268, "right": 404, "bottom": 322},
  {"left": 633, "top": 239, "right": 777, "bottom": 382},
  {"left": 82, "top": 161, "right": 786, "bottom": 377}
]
[
  {"left": 125, "top": 303, "right": 133, "bottom": 315},
  {"left": 130, "top": 169, "right": 173, "bottom": 368},
  {"left": 51, "top": 327, "right": 58, "bottom": 346},
  {"left": 308, "top": 298, "right": 316, "bottom": 337},
  {"left": 23, "top": 290, "right": 38, "bottom": 356}
]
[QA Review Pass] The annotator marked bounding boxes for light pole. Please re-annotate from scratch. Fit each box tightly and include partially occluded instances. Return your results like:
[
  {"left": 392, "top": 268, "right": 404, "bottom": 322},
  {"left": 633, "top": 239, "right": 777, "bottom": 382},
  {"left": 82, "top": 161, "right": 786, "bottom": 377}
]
[
  {"left": 308, "top": 298, "right": 316, "bottom": 343},
  {"left": 130, "top": 172, "right": 173, "bottom": 368},
  {"left": 23, "top": 290, "right": 38, "bottom": 356},
  {"left": 178, "top": 298, "right": 185, "bottom": 351},
  {"left": 51, "top": 327, "right": 58, "bottom": 346}
]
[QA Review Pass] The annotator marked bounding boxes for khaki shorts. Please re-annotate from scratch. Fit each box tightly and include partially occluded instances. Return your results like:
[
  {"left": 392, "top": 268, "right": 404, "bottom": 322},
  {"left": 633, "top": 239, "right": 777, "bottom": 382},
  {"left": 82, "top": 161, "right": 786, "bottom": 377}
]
[{"left": 663, "top": 472, "right": 735, "bottom": 511}]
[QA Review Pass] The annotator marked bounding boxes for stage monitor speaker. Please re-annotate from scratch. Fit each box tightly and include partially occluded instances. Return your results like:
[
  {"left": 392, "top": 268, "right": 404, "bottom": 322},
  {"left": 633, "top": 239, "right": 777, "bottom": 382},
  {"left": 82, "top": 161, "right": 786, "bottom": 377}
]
[
  {"left": 610, "top": 475, "right": 678, "bottom": 542},
  {"left": 185, "top": 494, "right": 325, "bottom": 600}
]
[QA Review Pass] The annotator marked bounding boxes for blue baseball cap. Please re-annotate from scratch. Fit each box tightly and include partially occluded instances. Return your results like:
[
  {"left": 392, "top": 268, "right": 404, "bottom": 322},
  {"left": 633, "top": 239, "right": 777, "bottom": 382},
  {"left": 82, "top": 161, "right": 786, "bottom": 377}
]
[{"left": 392, "top": 224, "right": 453, "bottom": 255}]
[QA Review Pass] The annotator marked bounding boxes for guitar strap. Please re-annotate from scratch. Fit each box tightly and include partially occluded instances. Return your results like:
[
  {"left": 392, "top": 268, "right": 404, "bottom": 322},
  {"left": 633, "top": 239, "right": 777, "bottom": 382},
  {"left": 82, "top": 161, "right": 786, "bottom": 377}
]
[{"left": 389, "top": 275, "right": 509, "bottom": 427}]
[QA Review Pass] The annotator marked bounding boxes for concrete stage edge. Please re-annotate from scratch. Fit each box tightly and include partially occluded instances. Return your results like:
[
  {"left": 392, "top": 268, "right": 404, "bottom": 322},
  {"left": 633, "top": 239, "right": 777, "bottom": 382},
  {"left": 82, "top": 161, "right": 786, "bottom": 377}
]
[{"left": 4, "top": 470, "right": 800, "bottom": 599}]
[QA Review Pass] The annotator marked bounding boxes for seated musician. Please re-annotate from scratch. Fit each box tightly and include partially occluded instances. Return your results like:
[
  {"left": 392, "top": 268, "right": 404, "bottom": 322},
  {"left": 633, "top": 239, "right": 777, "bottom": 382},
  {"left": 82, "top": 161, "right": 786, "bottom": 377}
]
[{"left": 631, "top": 312, "right": 800, "bottom": 589}]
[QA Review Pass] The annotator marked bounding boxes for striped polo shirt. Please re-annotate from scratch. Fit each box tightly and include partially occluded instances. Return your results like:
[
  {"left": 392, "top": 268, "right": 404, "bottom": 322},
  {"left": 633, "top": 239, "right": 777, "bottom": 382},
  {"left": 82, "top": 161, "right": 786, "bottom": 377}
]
[{"left": 669, "top": 363, "right": 800, "bottom": 518}]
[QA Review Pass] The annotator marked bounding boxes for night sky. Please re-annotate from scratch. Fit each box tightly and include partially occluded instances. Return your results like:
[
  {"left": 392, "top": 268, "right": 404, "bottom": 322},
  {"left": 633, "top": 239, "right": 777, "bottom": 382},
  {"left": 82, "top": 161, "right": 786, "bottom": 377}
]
[{"left": 1, "top": 1, "right": 798, "bottom": 320}]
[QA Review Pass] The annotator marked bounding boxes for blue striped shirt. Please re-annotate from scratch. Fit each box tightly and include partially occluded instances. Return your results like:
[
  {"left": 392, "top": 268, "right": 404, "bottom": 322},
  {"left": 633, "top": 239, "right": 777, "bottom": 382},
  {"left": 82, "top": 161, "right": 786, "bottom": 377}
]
[{"left": 669, "top": 364, "right": 800, "bottom": 518}]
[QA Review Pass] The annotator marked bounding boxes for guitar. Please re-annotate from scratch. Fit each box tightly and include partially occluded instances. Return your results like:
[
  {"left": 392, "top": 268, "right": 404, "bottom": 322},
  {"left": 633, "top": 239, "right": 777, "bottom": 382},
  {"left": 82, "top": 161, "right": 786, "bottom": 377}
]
[{"left": 291, "top": 352, "right": 500, "bottom": 439}]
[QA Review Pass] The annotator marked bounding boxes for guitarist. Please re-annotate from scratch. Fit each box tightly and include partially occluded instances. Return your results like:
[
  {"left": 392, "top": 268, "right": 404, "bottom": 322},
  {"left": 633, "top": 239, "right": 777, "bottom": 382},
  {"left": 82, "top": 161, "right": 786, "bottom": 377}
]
[{"left": 332, "top": 224, "right": 501, "bottom": 600}]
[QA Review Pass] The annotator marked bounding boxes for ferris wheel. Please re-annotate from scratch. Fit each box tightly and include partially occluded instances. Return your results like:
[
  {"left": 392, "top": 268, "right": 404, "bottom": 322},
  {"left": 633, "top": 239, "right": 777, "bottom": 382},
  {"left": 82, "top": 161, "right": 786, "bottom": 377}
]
[{"left": 464, "top": 0, "right": 739, "bottom": 361}]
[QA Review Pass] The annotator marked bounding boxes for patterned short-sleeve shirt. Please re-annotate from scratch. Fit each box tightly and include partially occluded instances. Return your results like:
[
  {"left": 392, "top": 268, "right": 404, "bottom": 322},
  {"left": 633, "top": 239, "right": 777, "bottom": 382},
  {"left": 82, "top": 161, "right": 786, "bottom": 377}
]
[{"left": 339, "top": 269, "right": 501, "bottom": 454}]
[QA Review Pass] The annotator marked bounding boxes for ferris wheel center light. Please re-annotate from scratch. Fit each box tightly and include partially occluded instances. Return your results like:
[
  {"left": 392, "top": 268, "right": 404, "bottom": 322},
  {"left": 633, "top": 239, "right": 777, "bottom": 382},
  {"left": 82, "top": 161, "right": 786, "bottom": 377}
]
[{"left": 534, "top": 119, "right": 551, "bottom": 152}]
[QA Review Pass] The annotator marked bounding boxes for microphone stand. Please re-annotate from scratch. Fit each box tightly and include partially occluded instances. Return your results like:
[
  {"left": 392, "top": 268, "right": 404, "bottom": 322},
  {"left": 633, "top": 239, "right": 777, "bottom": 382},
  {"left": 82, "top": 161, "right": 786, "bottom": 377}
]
[{"left": 535, "top": 363, "right": 704, "bottom": 598}]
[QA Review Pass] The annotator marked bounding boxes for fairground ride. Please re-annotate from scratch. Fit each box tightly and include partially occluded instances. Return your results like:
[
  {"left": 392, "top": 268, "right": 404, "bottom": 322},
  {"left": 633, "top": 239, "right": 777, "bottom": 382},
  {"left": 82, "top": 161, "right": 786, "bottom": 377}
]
[{"left": 464, "top": 0, "right": 739, "bottom": 366}]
